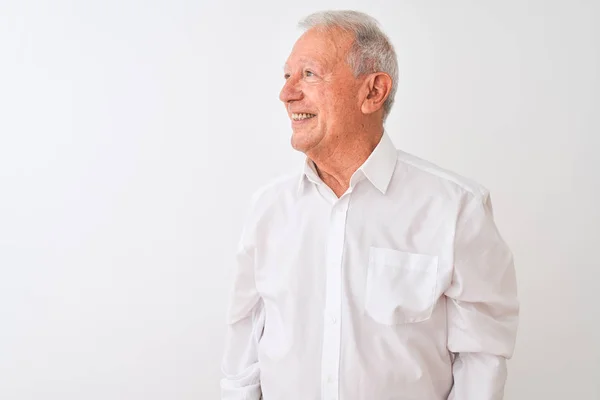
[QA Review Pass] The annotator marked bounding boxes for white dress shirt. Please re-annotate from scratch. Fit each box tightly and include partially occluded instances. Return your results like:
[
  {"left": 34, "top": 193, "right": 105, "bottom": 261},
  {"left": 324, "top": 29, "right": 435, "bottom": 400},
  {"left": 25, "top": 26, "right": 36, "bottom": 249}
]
[{"left": 220, "top": 131, "right": 519, "bottom": 400}]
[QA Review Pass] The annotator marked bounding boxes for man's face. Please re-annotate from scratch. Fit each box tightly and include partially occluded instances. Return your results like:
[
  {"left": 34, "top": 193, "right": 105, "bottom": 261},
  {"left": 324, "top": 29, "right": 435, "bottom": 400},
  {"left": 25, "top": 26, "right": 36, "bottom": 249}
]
[{"left": 280, "top": 28, "right": 363, "bottom": 156}]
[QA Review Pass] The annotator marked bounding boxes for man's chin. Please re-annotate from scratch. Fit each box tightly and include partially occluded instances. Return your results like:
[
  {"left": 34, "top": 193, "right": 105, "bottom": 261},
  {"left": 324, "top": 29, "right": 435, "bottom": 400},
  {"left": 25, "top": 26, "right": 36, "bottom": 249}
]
[
  {"left": 290, "top": 134, "right": 305, "bottom": 153},
  {"left": 290, "top": 130, "right": 313, "bottom": 153}
]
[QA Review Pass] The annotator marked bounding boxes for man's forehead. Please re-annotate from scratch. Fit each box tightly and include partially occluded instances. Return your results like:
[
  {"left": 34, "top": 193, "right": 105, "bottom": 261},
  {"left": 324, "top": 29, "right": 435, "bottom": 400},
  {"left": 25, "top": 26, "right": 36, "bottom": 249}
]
[
  {"left": 283, "top": 56, "right": 326, "bottom": 70},
  {"left": 284, "top": 28, "right": 353, "bottom": 69}
]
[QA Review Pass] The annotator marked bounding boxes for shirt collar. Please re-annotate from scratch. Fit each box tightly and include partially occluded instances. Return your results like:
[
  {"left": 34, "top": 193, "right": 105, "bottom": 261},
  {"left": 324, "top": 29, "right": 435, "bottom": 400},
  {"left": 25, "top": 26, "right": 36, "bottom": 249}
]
[{"left": 297, "top": 131, "right": 398, "bottom": 195}]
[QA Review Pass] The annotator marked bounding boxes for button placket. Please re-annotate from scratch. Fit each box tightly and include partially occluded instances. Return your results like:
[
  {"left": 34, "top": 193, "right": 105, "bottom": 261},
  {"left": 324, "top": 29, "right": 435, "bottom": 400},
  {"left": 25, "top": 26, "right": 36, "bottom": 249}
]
[{"left": 320, "top": 197, "right": 349, "bottom": 400}]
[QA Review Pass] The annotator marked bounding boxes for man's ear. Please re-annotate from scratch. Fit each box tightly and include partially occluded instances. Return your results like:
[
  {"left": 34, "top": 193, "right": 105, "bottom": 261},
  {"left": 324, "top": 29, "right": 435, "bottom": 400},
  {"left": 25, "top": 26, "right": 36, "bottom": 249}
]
[{"left": 360, "top": 72, "right": 393, "bottom": 116}]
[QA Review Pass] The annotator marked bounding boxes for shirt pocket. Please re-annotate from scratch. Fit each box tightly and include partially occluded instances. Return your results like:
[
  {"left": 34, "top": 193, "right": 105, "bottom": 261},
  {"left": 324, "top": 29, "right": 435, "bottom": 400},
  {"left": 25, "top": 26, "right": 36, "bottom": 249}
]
[{"left": 365, "top": 246, "right": 439, "bottom": 325}]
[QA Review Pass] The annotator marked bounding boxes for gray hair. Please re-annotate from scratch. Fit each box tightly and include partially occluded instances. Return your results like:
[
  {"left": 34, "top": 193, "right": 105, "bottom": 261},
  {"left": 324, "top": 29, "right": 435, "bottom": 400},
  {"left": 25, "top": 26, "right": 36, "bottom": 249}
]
[{"left": 298, "top": 10, "right": 399, "bottom": 122}]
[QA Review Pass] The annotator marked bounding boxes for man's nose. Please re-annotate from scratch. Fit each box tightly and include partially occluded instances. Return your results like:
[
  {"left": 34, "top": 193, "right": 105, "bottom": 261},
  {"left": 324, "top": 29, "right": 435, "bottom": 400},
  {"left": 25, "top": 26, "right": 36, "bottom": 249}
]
[{"left": 279, "top": 77, "right": 303, "bottom": 104}]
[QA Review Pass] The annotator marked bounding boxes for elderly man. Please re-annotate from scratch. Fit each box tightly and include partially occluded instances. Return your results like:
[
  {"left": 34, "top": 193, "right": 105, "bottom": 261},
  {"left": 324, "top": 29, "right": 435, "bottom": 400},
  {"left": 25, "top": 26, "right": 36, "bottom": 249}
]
[{"left": 220, "top": 10, "right": 519, "bottom": 400}]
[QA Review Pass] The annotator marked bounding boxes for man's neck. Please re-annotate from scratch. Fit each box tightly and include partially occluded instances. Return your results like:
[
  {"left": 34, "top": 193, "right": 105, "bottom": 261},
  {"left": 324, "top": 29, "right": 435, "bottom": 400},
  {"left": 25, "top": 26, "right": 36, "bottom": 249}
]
[{"left": 309, "top": 129, "right": 384, "bottom": 198}]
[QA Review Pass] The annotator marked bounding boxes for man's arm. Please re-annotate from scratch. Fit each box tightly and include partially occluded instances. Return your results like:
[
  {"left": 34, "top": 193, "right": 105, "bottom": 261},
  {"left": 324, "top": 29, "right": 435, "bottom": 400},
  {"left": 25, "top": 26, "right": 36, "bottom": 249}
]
[
  {"left": 220, "top": 195, "right": 264, "bottom": 400},
  {"left": 445, "top": 191, "right": 519, "bottom": 400}
]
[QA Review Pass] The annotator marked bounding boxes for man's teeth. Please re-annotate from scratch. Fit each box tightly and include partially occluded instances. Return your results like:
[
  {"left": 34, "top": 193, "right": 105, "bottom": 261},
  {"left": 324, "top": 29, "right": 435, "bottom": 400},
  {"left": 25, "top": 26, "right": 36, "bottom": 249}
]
[{"left": 291, "top": 113, "right": 316, "bottom": 121}]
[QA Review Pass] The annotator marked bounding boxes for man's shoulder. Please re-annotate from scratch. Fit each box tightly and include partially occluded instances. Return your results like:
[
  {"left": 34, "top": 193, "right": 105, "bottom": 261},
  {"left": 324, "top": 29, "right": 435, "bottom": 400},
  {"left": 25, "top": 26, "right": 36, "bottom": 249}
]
[
  {"left": 395, "top": 150, "right": 490, "bottom": 199},
  {"left": 246, "top": 171, "right": 300, "bottom": 209}
]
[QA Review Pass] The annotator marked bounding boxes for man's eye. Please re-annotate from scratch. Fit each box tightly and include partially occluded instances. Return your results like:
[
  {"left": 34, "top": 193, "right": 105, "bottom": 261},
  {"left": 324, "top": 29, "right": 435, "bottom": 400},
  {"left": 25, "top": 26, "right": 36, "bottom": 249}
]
[
  {"left": 304, "top": 70, "right": 314, "bottom": 77},
  {"left": 284, "top": 73, "right": 290, "bottom": 80}
]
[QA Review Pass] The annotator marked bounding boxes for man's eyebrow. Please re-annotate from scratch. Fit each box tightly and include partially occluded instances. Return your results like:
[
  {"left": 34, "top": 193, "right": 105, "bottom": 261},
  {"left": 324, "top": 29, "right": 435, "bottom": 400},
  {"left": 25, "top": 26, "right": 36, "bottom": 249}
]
[{"left": 283, "top": 59, "right": 325, "bottom": 71}]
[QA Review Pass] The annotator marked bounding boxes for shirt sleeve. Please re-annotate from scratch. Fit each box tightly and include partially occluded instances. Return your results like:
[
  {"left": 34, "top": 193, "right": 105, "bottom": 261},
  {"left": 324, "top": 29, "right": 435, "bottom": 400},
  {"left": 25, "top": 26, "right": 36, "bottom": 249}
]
[
  {"left": 220, "top": 194, "right": 265, "bottom": 400},
  {"left": 445, "top": 191, "right": 519, "bottom": 400}
]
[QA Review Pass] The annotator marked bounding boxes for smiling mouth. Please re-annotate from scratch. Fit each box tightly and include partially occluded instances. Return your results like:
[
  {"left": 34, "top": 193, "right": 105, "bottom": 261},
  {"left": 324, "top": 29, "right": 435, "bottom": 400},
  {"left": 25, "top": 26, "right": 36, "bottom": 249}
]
[{"left": 291, "top": 113, "right": 317, "bottom": 121}]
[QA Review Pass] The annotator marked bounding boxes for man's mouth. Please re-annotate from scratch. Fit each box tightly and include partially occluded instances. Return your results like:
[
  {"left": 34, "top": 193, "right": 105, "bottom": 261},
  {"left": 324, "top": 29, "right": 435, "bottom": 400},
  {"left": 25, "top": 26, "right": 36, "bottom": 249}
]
[{"left": 291, "top": 113, "right": 317, "bottom": 121}]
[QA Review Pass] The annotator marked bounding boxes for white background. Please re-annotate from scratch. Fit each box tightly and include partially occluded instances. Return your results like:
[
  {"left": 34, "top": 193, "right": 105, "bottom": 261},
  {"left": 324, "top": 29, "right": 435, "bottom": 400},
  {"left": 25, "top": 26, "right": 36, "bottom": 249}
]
[{"left": 1, "top": 0, "right": 598, "bottom": 399}]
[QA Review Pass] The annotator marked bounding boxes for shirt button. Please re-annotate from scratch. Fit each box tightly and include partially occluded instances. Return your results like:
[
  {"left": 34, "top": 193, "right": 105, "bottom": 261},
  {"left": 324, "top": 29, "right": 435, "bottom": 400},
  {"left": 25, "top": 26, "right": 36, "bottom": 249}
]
[{"left": 330, "top": 315, "right": 337, "bottom": 324}]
